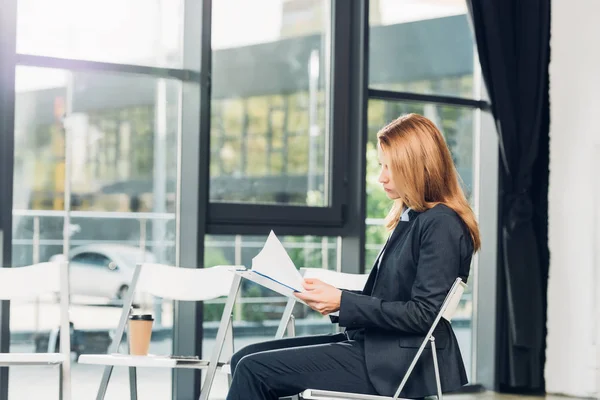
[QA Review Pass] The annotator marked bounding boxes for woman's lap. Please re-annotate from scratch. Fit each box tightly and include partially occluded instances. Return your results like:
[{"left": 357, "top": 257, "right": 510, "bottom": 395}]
[
  {"left": 229, "top": 332, "right": 348, "bottom": 372},
  {"left": 227, "top": 333, "right": 378, "bottom": 399}
]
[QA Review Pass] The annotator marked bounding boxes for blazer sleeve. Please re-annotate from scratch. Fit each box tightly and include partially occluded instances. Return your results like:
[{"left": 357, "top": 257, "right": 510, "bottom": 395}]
[
  {"left": 337, "top": 214, "right": 464, "bottom": 334},
  {"left": 329, "top": 289, "right": 362, "bottom": 323}
]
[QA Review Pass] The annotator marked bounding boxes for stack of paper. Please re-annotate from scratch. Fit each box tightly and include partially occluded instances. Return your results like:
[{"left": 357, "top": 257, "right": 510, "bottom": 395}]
[{"left": 246, "top": 231, "right": 305, "bottom": 297}]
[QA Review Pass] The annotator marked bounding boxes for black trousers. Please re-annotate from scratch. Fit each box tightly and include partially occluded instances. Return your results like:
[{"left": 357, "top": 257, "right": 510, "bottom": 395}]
[{"left": 226, "top": 332, "right": 378, "bottom": 400}]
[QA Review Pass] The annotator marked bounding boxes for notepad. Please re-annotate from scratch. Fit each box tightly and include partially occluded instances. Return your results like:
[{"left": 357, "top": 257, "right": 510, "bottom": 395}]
[{"left": 247, "top": 231, "right": 305, "bottom": 296}]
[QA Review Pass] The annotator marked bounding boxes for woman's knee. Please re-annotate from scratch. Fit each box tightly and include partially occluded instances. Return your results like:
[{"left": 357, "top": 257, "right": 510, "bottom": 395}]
[
  {"left": 230, "top": 343, "right": 262, "bottom": 373},
  {"left": 229, "top": 350, "right": 244, "bottom": 374},
  {"left": 231, "top": 353, "right": 260, "bottom": 379}
]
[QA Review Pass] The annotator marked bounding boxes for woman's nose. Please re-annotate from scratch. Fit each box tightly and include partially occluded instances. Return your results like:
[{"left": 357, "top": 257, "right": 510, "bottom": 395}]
[{"left": 378, "top": 170, "right": 387, "bottom": 184}]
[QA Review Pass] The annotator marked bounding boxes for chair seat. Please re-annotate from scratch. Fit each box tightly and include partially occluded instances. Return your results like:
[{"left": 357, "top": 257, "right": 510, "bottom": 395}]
[
  {"left": 301, "top": 389, "right": 410, "bottom": 400},
  {"left": 0, "top": 352, "right": 65, "bottom": 366},
  {"left": 78, "top": 354, "right": 225, "bottom": 369}
]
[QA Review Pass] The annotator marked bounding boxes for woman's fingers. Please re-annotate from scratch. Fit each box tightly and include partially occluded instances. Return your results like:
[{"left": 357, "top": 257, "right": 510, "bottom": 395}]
[
  {"left": 294, "top": 291, "right": 316, "bottom": 302},
  {"left": 302, "top": 278, "right": 324, "bottom": 287}
]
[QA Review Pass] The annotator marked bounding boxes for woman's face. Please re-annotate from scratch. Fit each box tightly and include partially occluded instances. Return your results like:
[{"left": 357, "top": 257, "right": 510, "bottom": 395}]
[{"left": 377, "top": 144, "right": 402, "bottom": 200}]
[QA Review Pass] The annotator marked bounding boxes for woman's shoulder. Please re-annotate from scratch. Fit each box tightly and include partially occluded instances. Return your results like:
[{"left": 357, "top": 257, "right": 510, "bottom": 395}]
[
  {"left": 414, "top": 204, "right": 466, "bottom": 234},
  {"left": 418, "top": 203, "right": 459, "bottom": 220}
]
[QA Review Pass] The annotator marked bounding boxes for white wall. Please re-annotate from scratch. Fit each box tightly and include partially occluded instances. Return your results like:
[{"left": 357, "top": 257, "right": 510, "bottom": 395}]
[{"left": 546, "top": 0, "right": 600, "bottom": 397}]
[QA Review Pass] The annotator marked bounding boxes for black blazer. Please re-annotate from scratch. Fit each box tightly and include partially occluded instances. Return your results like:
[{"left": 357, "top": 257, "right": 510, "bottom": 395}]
[{"left": 337, "top": 204, "right": 474, "bottom": 398}]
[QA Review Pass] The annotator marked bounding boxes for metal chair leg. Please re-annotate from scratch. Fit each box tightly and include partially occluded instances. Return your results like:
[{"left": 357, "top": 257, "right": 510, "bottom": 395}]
[
  {"left": 225, "top": 315, "right": 235, "bottom": 390},
  {"left": 59, "top": 364, "right": 63, "bottom": 400},
  {"left": 200, "top": 274, "right": 242, "bottom": 400},
  {"left": 129, "top": 367, "right": 138, "bottom": 400},
  {"left": 430, "top": 337, "right": 442, "bottom": 400},
  {"left": 287, "top": 315, "right": 296, "bottom": 338},
  {"left": 96, "top": 365, "right": 114, "bottom": 400},
  {"left": 96, "top": 267, "right": 141, "bottom": 400},
  {"left": 276, "top": 299, "right": 296, "bottom": 339}
]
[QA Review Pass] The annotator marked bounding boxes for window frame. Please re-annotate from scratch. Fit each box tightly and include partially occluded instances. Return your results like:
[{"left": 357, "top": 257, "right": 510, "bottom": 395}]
[
  {"left": 0, "top": 0, "right": 17, "bottom": 397},
  {"left": 205, "top": 0, "right": 351, "bottom": 231}
]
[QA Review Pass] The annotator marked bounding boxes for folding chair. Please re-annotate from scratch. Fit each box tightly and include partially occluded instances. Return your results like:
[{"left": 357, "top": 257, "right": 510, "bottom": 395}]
[
  {"left": 0, "top": 261, "right": 71, "bottom": 400},
  {"left": 78, "top": 263, "right": 242, "bottom": 400},
  {"left": 300, "top": 277, "right": 467, "bottom": 400}
]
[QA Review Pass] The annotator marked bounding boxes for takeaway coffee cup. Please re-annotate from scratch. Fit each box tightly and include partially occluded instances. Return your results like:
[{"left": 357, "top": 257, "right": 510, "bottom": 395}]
[{"left": 128, "top": 314, "right": 154, "bottom": 356}]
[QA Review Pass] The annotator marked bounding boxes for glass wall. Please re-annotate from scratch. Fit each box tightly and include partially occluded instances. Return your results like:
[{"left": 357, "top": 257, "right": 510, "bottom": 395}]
[
  {"left": 0, "top": 0, "right": 492, "bottom": 398},
  {"left": 366, "top": 0, "right": 479, "bottom": 382},
  {"left": 5, "top": 0, "right": 186, "bottom": 396},
  {"left": 10, "top": 65, "right": 180, "bottom": 398},
  {"left": 210, "top": 0, "right": 332, "bottom": 206}
]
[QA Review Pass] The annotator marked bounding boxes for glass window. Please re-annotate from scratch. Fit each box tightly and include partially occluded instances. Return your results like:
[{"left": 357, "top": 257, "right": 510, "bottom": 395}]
[
  {"left": 369, "top": 0, "right": 475, "bottom": 98},
  {"left": 204, "top": 233, "right": 340, "bottom": 399},
  {"left": 365, "top": 99, "right": 475, "bottom": 379},
  {"left": 17, "top": 0, "right": 183, "bottom": 68},
  {"left": 10, "top": 66, "right": 180, "bottom": 398},
  {"left": 71, "top": 252, "right": 111, "bottom": 268},
  {"left": 210, "top": 0, "right": 332, "bottom": 206}
]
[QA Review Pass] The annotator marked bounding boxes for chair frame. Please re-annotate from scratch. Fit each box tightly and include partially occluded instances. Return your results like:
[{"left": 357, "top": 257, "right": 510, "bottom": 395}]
[
  {"left": 89, "top": 263, "right": 242, "bottom": 400},
  {"left": 217, "top": 270, "right": 462, "bottom": 400},
  {"left": 299, "top": 277, "right": 467, "bottom": 400},
  {"left": 0, "top": 261, "right": 71, "bottom": 400},
  {"left": 204, "top": 270, "right": 300, "bottom": 400}
]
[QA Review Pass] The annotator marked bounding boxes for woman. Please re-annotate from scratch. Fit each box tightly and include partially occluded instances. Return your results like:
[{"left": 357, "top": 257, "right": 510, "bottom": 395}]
[{"left": 226, "top": 113, "right": 480, "bottom": 400}]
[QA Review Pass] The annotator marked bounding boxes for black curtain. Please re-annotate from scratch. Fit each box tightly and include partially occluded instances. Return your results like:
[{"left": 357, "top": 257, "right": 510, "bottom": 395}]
[{"left": 467, "top": 0, "right": 551, "bottom": 393}]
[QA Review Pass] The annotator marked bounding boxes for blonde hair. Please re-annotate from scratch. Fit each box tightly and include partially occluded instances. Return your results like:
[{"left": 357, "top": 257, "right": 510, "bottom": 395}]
[{"left": 377, "top": 113, "right": 481, "bottom": 251}]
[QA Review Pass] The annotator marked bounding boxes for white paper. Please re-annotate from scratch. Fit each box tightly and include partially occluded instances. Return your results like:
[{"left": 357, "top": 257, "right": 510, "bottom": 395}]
[
  {"left": 236, "top": 270, "right": 304, "bottom": 300},
  {"left": 250, "top": 231, "right": 305, "bottom": 293}
]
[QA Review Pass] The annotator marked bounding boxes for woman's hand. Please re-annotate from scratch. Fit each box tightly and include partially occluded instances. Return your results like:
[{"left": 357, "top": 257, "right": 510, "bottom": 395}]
[{"left": 294, "top": 278, "right": 342, "bottom": 315}]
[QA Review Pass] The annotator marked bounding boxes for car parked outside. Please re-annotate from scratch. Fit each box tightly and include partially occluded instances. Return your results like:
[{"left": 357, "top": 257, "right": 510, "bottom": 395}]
[{"left": 50, "top": 243, "right": 156, "bottom": 301}]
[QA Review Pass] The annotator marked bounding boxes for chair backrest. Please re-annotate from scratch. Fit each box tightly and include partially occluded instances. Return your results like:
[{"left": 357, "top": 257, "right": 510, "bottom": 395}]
[
  {"left": 0, "top": 260, "right": 71, "bottom": 396},
  {"left": 441, "top": 278, "right": 467, "bottom": 321},
  {"left": 0, "top": 262, "right": 62, "bottom": 300},
  {"left": 134, "top": 263, "right": 239, "bottom": 301},
  {"left": 300, "top": 268, "right": 369, "bottom": 291}
]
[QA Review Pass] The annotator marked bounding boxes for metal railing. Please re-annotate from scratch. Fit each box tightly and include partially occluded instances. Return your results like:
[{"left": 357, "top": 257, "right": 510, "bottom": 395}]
[{"left": 10, "top": 209, "right": 472, "bottom": 333}]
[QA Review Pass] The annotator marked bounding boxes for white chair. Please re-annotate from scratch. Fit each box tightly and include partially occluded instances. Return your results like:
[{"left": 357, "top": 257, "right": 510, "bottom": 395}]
[
  {"left": 78, "top": 263, "right": 242, "bottom": 400},
  {"left": 0, "top": 262, "right": 71, "bottom": 400},
  {"left": 300, "top": 277, "right": 467, "bottom": 400}
]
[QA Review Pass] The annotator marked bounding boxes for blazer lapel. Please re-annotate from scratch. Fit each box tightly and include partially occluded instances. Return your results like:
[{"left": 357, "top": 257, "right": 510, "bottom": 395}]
[
  {"left": 372, "top": 232, "right": 392, "bottom": 268},
  {"left": 388, "top": 209, "right": 422, "bottom": 244},
  {"left": 371, "top": 212, "right": 422, "bottom": 292},
  {"left": 376, "top": 220, "right": 411, "bottom": 267},
  {"left": 363, "top": 233, "right": 392, "bottom": 295},
  {"left": 364, "top": 210, "right": 422, "bottom": 295}
]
